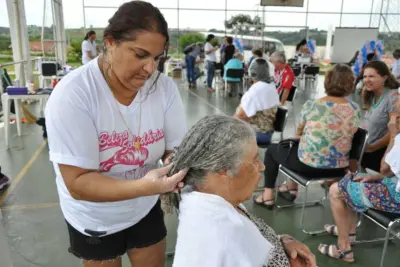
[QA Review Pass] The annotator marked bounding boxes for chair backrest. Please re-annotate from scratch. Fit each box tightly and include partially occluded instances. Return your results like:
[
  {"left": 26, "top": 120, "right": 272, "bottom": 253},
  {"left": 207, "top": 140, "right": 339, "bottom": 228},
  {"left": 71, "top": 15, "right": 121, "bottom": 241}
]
[
  {"left": 304, "top": 66, "right": 320, "bottom": 75},
  {"left": 226, "top": 68, "right": 244, "bottom": 79},
  {"left": 273, "top": 106, "right": 289, "bottom": 132},
  {"left": 292, "top": 66, "right": 301, "bottom": 77},
  {"left": 349, "top": 128, "right": 369, "bottom": 169},
  {"left": 287, "top": 86, "right": 297, "bottom": 102}
]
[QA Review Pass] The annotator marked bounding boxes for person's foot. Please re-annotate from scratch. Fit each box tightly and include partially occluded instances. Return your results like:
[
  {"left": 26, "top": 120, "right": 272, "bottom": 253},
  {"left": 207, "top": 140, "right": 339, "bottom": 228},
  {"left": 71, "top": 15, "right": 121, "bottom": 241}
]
[
  {"left": 318, "top": 244, "right": 354, "bottom": 263},
  {"left": 324, "top": 224, "right": 356, "bottom": 242},
  {"left": 192, "top": 83, "right": 197, "bottom": 89},
  {"left": 253, "top": 194, "right": 274, "bottom": 210},
  {"left": 278, "top": 184, "right": 298, "bottom": 202},
  {"left": 207, "top": 88, "right": 215, "bottom": 93},
  {"left": 0, "top": 175, "right": 11, "bottom": 191},
  {"left": 188, "top": 83, "right": 193, "bottom": 89}
]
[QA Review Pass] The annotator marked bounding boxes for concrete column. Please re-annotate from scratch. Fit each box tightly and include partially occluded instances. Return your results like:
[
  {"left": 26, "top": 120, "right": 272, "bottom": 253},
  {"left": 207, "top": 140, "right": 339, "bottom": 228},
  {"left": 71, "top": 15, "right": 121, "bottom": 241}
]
[
  {"left": 5, "top": 0, "right": 32, "bottom": 85},
  {"left": 52, "top": 0, "right": 67, "bottom": 65}
]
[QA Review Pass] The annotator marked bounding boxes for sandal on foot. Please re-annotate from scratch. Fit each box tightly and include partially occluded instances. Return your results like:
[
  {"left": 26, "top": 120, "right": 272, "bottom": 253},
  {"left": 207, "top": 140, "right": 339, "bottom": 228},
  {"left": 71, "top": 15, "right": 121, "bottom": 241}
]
[
  {"left": 253, "top": 195, "right": 274, "bottom": 210},
  {"left": 324, "top": 224, "right": 357, "bottom": 242},
  {"left": 278, "top": 185, "right": 298, "bottom": 202},
  {"left": 318, "top": 244, "right": 354, "bottom": 263}
]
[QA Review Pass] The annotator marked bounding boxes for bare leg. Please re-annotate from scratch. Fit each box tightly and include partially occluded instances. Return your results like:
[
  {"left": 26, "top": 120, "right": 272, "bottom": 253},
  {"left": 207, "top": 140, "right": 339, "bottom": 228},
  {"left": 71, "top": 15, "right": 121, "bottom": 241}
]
[
  {"left": 83, "top": 258, "right": 122, "bottom": 267},
  {"left": 127, "top": 238, "right": 166, "bottom": 267},
  {"left": 329, "top": 183, "right": 352, "bottom": 251}
]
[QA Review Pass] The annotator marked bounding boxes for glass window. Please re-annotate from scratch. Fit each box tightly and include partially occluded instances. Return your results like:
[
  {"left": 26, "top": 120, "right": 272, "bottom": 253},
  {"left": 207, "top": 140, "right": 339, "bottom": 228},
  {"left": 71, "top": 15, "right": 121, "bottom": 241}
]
[
  {"left": 180, "top": 0, "right": 225, "bottom": 10},
  {"left": 227, "top": 0, "right": 263, "bottom": 11},
  {"left": 85, "top": 7, "right": 117, "bottom": 28},
  {"left": 262, "top": 0, "right": 307, "bottom": 12},
  {"left": 307, "top": 14, "right": 341, "bottom": 31},
  {"left": 307, "top": 0, "right": 342, "bottom": 12},
  {"left": 84, "top": 0, "right": 125, "bottom": 7},
  {"left": 264, "top": 12, "right": 306, "bottom": 27},
  {"left": 160, "top": 9, "right": 178, "bottom": 29},
  {"left": 340, "top": 14, "right": 371, "bottom": 28},
  {"left": 179, "top": 10, "right": 226, "bottom": 32},
  {"left": 342, "top": 0, "right": 374, "bottom": 14}
]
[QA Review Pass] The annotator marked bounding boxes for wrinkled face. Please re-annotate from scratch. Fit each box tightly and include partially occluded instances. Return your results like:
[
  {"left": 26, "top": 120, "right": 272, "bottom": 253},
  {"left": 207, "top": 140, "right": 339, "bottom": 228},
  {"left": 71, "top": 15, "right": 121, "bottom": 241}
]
[
  {"left": 270, "top": 58, "right": 284, "bottom": 69},
  {"left": 363, "top": 67, "right": 387, "bottom": 92},
  {"left": 105, "top": 31, "right": 166, "bottom": 90},
  {"left": 229, "top": 138, "right": 265, "bottom": 203}
]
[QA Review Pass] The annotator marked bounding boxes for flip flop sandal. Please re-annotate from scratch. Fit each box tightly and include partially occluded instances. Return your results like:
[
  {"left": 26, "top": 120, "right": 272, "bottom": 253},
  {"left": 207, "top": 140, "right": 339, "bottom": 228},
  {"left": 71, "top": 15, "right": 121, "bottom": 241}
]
[
  {"left": 324, "top": 224, "right": 357, "bottom": 241},
  {"left": 318, "top": 244, "right": 355, "bottom": 263},
  {"left": 278, "top": 185, "right": 298, "bottom": 202},
  {"left": 253, "top": 194, "right": 274, "bottom": 210}
]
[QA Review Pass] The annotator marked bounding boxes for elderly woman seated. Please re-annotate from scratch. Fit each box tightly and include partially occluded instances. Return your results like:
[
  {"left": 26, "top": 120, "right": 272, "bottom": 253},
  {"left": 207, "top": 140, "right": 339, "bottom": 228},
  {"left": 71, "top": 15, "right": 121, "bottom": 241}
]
[
  {"left": 254, "top": 64, "right": 361, "bottom": 209},
  {"left": 223, "top": 53, "right": 244, "bottom": 97},
  {"left": 168, "top": 115, "right": 316, "bottom": 267},
  {"left": 319, "top": 109, "right": 400, "bottom": 263},
  {"left": 234, "top": 58, "right": 279, "bottom": 145}
]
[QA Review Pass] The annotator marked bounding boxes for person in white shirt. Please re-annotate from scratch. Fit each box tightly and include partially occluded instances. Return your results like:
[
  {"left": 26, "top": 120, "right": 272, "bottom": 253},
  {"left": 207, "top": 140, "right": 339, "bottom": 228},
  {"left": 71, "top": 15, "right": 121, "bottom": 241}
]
[
  {"left": 392, "top": 49, "right": 400, "bottom": 82},
  {"left": 45, "top": 2, "right": 188, "bottom": 267},
  {"left": 81, "top": 30, "right": 98, "bottom": 65},
  {"left": 204, "top": 34, "right": 219, "bottom": 92},
  {"left": 164, "top": 115, "right": 316, "bottom": 267},
  {"left": 234, "top": 58, "right": 279, "bottom": 145}
]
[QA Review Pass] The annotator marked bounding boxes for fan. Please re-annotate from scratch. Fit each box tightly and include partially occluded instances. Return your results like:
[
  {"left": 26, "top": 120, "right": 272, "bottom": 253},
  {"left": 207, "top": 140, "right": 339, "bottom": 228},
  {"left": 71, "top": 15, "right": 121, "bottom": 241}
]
[{"left": 260, "top": 0, "right": 304, "bottom": 7}]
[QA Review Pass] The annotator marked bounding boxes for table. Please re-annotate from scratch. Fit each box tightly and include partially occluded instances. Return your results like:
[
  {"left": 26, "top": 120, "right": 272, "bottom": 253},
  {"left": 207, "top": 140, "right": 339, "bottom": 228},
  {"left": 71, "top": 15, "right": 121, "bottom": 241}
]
[{"left": 1, "top": 93, "right": 50, "bottom": 149}]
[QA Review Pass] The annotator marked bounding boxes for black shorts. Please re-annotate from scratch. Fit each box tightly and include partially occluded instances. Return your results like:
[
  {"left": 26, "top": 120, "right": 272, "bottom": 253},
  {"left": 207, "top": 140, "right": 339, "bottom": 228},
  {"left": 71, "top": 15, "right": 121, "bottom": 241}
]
[{"left": 66, "top": 200, "right": 167, "bottom": 261}]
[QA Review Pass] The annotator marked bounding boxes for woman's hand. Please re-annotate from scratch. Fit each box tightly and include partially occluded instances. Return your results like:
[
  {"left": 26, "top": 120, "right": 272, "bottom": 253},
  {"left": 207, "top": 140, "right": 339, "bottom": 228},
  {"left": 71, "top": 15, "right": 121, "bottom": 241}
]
[
  {"left": 281, "top": 235, "right": 316, "bottom": 267},
  {"left": 144, "top": 164, "right": 188, "bottom": 194},
  {"left": 353, "top": 173, "right": 383, "bottom": 183},
  {"left": 388, "top": 114, "right": 400, "bottom": 137}
]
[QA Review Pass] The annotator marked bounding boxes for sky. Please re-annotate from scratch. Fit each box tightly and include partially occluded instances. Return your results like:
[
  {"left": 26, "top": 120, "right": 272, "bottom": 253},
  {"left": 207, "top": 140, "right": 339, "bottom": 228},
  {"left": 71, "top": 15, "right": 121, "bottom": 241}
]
[{"left": 0, "top": 0, "right": 396, "bottom": 32}]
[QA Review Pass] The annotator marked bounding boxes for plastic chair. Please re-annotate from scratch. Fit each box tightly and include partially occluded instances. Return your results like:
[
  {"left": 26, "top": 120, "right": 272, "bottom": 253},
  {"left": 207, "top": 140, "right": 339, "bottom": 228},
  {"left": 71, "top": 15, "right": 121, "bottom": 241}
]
[
  {"left": 353, "top": 205, "right": 400, "bottom": 267},
  {"left": 224, "top": 68, "right": 244, "bottom": 97},
  {"left": 276, "top": 128, "right": 369, "bottom": 235},
  {"left": 258, "top": 106, "right": 289, "bottom": 148}
]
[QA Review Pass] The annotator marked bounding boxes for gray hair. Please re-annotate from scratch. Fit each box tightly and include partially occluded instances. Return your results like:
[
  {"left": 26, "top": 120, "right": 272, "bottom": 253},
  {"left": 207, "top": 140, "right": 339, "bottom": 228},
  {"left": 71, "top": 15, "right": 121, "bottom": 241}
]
[
  {"left": 271, "top": 51, "right": 286, "bottom": 64},
  {"left": 169, "top": 115, "right": 255, "bottom": 187},
  {"left": 161, "top": 115, "right": 255, "bottom": 212},
  {"left": 249, "top": 58, "right": 271, "bottom": 83}
]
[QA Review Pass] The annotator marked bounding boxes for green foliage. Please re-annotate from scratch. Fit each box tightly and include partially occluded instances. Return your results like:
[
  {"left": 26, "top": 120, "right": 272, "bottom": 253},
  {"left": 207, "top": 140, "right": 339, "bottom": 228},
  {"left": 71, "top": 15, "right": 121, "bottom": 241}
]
[
  {"left": 68, "top": 41, "right": 82, "bottom": 62},
  {"left": 178, "top": 33, "right": 204, "bottom": 52},
  {"left": 225, "top": 14, "right": 264, "bottom": 35},
  {"left": 0, "top": 35, "right": 11, "bottom": 50}
]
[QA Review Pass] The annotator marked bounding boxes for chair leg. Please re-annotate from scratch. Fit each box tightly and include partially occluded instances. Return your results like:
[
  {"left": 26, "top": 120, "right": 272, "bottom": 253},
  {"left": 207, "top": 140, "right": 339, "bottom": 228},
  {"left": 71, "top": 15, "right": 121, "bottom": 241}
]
[
  {"left": 166, "top": 251, "right": 175, "bottom": 258},
  {"left": 379, "top": 222, "right": 395, "bottom": 267},
  {"left": 300, "top": 186, "right": 327, "bottom": 235}
]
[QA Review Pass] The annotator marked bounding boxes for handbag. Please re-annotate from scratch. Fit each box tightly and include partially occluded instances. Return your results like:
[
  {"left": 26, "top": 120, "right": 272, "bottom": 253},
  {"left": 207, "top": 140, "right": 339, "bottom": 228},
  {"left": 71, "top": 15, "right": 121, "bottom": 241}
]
[{"left": 278, "top": 138, "right": 300, "bottom": 161}]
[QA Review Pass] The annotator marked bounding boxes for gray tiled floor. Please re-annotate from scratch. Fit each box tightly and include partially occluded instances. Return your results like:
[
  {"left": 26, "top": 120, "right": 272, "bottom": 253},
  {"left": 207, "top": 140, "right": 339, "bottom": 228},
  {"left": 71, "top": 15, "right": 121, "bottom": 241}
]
[{"left": 0, "top": 75, "right": 398, "bottom": 267}]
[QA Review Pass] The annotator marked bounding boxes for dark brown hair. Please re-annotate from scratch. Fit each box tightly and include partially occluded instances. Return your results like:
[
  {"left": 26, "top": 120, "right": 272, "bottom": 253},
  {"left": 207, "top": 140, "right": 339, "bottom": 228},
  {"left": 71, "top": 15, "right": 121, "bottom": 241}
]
[
  {"left": 103, "top": 1, "right": 169, "bottom": 46},
  {"left": 324, "top": 64, "right": 355, "bottom": 97},
  {"left": 252, "top": 48, "right": 263, "bottom": 58},
  {"left": 362, "top": 61, "right": 400, "bottom": 109},
  {"left": 102, "top": 1, "right": 169, "bottom": 95},
  {"left": 226, "top": 36, "right": 233, "bottom": 45}
]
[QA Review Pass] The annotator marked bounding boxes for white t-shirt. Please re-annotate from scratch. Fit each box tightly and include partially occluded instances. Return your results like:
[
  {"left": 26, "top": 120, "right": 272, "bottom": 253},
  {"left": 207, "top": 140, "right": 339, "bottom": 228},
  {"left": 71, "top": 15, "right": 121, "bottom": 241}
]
[
  {"left": 241, "top": 81, "right": 279, "bottom": 117},
  {"left": 173, "top": 191, "right": 273, "bottom": 267},
  {"left": 205, "top": 42, "right": 217, "bottom": 62},
  {"left": 45, "top": 58, "right": 187, "bottom": 236},
  {"left": 384, "top": 133, "right": 400, "bottom": 192},
  {"left": 81, "top": 40, "right": 97, "bottom": 65}
]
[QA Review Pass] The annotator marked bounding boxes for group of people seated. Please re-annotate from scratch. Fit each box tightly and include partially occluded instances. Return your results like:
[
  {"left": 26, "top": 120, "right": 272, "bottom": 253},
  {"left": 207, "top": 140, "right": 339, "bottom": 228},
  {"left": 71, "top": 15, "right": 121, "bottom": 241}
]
[{"left": 168, "top": 58, "right": 400, "bottom": 266}]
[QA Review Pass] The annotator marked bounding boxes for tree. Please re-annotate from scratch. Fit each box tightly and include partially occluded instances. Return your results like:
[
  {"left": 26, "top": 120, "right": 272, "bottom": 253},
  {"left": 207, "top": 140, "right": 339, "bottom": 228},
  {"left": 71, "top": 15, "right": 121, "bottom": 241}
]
[
  {"left": 225, "top": 14, "right": 264, "bottom": 35},
  {"left": 178, "top": 33, "right": 204, "bottom": 52}
]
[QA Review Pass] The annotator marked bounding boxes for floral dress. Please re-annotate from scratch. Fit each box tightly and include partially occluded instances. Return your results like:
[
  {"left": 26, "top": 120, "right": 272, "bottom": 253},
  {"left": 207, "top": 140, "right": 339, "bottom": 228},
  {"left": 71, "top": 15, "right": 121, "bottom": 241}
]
[
  {"left": 339, "top": 173, "right": 400, "bottom": 213},
  {"left": 298, "top": 100, "right": 361, "bottom": 168}
]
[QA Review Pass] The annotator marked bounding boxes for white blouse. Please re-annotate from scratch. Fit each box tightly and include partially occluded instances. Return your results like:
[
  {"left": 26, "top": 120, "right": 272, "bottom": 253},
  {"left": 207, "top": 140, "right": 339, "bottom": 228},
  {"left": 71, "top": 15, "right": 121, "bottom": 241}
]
[
  {"left": 173, "top": 191, "right": 274, "bottom": 267},
  {"left": 385, "top": 133, "right": 400, "bottom": 192}
]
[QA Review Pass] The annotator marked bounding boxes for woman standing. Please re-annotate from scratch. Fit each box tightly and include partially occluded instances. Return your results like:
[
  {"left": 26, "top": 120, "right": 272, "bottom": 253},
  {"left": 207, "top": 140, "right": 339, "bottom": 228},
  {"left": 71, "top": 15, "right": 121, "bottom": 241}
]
[
  {"left": 81, "top": 30, "right": 98, "bottom": 65},
  {"left": 204, "top": 34, "right": 219, "bottom": 92},
  {"left": 360, "top": 61, "right": 400, "bottom": 172},
  {"left": 46, "top": 2, "right": 187, "bottom": 267}
]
